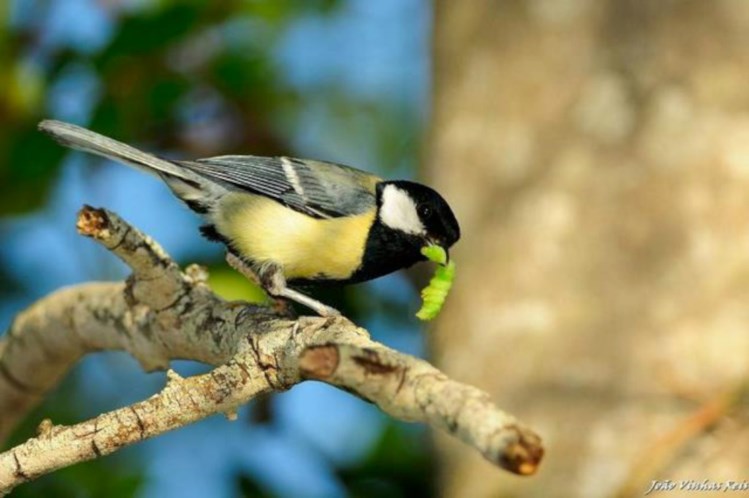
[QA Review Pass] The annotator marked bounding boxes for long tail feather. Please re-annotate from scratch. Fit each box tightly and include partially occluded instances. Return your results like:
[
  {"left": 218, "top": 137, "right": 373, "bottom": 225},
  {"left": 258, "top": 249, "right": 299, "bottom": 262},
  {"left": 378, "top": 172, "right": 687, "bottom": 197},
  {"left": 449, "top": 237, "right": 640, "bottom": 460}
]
[{"left": 38, "top": 120, "right": 192, "bottom": 181}]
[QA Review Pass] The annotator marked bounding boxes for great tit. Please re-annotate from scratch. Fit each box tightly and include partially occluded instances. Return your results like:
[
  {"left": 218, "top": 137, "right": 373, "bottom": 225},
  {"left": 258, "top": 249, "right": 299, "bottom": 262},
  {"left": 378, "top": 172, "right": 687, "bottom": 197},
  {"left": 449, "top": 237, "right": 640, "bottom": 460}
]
[{"left": 39, "top": 120, "right": 460, "bottom": 316}]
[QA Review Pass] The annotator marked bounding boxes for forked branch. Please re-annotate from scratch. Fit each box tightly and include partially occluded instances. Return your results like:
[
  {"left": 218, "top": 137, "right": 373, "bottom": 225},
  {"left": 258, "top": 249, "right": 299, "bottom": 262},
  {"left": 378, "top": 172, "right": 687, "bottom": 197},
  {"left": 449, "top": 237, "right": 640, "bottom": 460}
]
[{"left": 0, "top": 206, "right": 543, "bottom": 494}]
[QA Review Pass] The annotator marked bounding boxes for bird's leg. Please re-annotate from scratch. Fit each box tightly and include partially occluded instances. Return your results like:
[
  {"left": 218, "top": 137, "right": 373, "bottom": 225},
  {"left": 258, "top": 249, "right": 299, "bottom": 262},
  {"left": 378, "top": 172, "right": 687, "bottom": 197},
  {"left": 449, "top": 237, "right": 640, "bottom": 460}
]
[
  {"left": 225, "top": 253, "right": 340, "bottom": 317},
  {"left": 225, "top": 252, "right": 290, "bottom": 314},
  {"left": 225, "top": 252, "right": 262, "bottom": 286},
  {"left": 260, "top": 263, "right": 341, "bottom": 318},
  {"left": 225, "top": 252, "right": 292, "bottom": 314}
]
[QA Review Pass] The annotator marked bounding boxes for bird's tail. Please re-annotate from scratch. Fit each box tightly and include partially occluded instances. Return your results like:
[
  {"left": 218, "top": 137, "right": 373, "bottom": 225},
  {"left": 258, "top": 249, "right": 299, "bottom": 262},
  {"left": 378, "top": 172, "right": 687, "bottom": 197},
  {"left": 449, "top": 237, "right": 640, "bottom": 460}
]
[{"left": 38, "top": 120, "right": 193, "bottom": 182}]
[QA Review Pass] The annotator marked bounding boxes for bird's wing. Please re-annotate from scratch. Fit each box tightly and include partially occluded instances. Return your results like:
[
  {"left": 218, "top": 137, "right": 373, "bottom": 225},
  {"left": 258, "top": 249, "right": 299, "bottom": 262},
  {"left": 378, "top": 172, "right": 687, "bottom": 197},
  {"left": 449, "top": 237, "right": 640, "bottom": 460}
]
[{"left": 179, "top": 155, "right": 381, "bottom": 219}]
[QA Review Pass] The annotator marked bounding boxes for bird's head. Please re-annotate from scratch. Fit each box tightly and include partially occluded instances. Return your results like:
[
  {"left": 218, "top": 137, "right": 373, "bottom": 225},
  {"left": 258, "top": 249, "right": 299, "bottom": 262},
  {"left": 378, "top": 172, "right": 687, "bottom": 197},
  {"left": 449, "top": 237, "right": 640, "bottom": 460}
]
[{"left": 376, "top": 181, "right": 460, "bottom": 259}]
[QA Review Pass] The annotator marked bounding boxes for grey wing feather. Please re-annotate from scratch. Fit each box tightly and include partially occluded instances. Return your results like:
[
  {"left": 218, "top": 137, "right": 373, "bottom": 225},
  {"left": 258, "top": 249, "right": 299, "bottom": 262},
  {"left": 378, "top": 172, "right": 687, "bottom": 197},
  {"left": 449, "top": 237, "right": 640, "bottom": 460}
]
[{"left": 179, "top": 155, "right": 380, "bottom": 218}]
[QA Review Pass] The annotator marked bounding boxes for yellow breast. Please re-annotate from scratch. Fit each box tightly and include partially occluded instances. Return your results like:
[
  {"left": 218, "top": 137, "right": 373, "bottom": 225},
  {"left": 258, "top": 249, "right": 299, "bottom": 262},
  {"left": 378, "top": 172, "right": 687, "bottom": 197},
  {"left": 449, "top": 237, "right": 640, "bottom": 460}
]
[{"left": 214, "top": 193, "right": 375, "bottom": 280}]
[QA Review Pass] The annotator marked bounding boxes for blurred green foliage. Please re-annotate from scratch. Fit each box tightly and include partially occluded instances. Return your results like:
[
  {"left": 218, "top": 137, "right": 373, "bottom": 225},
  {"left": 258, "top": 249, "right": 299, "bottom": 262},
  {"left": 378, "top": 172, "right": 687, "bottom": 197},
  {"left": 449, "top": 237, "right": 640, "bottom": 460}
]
[
  {"left": 208, "top": 264, "right": 267, "bottom": 303},
  {"left": 236, "top": 421, "right": 434, "bottom": 498},
  {"left": 0, "top": 0, "right": 319, "bottom": 215},
  {"left": 334, "top": 422, "right": 434, "bottom": 498}
]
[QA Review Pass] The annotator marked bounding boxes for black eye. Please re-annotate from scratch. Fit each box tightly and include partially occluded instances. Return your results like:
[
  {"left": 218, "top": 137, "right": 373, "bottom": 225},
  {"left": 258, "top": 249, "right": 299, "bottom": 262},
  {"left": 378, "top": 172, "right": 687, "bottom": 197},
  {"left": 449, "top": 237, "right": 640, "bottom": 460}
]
[{"left": 418, "top": 204, "right": 432, "bottom": 219}]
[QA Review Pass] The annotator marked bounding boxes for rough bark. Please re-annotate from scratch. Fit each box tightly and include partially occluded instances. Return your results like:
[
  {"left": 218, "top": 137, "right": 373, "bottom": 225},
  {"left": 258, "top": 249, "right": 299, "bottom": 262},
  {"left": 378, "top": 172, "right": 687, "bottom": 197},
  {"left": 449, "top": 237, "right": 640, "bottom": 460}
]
[
  {"left": 0, "top": 206, "right": 543, "bottom": 495},
  {"left": 429, "top": 1, "right": 749, "bottom": 497}
]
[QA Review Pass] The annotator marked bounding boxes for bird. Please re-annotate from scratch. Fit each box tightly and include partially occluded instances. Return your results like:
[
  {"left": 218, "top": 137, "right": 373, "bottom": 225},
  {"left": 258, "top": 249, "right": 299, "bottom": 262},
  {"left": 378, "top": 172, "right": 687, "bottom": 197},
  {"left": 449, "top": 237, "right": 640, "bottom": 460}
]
[{"left": 38, "top": 120, "right": 460, "bottom": 316}]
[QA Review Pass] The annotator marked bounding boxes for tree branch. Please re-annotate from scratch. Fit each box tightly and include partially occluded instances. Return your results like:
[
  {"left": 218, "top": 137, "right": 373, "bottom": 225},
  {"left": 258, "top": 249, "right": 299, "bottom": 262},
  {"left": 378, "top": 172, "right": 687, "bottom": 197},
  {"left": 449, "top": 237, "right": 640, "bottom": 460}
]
[{"left": 0, "top": 206, "right": 543, "bottom": 494}]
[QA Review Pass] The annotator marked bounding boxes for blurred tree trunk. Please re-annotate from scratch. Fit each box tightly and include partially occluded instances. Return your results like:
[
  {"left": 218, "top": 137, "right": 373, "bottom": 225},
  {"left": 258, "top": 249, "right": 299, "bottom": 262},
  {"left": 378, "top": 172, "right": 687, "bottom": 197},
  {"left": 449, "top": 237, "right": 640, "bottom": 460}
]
[{"left": 427, "top": 1, "right": 749, "bottom": 496}]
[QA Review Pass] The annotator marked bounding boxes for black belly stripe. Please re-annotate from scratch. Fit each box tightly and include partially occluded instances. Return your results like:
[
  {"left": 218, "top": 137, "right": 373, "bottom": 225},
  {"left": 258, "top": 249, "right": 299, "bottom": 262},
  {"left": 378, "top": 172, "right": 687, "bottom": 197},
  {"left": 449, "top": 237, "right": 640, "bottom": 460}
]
[
  {"left": 199, "top": 224, "right": 228, "bottom": 243},
  {"left": 345, "top": 219, "right": 424, "bottom": 284}
]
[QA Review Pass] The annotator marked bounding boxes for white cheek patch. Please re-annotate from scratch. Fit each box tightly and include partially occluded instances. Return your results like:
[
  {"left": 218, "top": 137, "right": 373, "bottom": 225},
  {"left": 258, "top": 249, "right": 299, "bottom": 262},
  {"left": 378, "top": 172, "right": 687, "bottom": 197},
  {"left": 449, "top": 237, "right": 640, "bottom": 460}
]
[{"left": 379, "top": 184, "right": 425, "bottom": 235}]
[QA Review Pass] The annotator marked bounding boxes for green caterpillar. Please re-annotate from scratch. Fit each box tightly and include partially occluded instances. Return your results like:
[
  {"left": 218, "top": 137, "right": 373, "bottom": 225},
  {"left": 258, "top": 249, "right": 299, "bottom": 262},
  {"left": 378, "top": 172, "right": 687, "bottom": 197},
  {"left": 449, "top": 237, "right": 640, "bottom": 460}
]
[{"left": 416, "top": 245, "right": 456, "bottom": 321}]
